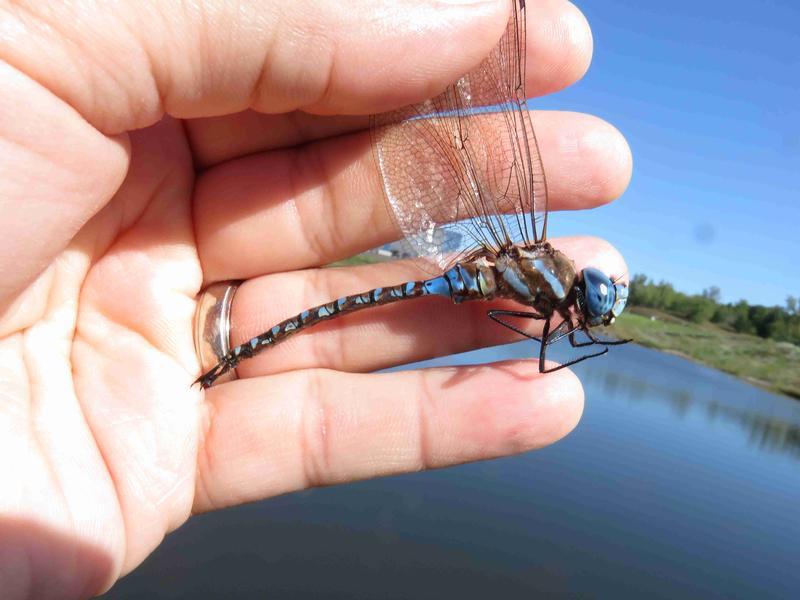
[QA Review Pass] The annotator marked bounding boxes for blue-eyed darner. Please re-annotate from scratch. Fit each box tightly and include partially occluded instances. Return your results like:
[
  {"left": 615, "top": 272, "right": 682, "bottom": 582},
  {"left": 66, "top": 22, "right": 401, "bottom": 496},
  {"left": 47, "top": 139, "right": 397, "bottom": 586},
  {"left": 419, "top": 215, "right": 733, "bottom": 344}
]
[{"left": 195, "top": 0, "right": 629, "bottom": 389}]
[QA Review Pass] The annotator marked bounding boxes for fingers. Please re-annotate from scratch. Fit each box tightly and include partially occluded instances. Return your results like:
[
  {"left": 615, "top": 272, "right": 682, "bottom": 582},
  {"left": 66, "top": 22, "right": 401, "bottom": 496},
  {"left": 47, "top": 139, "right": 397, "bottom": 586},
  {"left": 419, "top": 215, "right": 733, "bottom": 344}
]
[
  {"left": 0, "top": 0, "right": 593, "bottom": 308},
  {"left": 194, "top": 360, "right": 583, "bottom": 511},
  {"left": 194, "top": 111, "right": 631, "bottom": 281},
  {"left": 1, "top": 0, "right": 580, "bottom": 133},
  {"left": 212, "top": 236, "right": 626, "bottom": 379},
  {"left": 186, "top": 0, "right": 593, "bottom": 166},
  {"left": 0, "top": 0, "right": 592, "bottom": 307}
]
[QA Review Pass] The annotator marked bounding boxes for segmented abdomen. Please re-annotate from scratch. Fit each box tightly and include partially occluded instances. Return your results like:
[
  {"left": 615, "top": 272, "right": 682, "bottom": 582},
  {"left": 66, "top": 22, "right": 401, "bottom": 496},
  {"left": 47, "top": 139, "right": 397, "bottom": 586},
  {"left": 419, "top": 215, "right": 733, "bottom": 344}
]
[{"left": 195, "top": 261, "right": 496, "bottom": 388}]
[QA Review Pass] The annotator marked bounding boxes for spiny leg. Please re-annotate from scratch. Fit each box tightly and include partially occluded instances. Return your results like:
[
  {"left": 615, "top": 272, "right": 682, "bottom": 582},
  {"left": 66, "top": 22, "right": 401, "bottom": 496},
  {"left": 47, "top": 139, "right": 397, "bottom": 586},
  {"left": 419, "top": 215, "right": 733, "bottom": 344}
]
[
  {"left": 569, "top": 329, "right": 598, "bottom": 348},
  {"left": 583, "top": 328, "right": 633, "bottom": 346},
  {"left": 487, "top": 310, "right": 579, "bottom": 372},
  {"left": 487, "top": 309, "right": 546, "bottom": 341},
  {"left": 486, "top": 309, "right": 612, "bottom": 373},
  {"left": 536, "top": 319, "right": 610, "bottom": 373},
  {"left": 486, "top": 309, "right": 558, "bottom": 373},
  {"left": 541, "top": 346, "right": 609, "bottom": 373},
  {"left": 544, "top": 319, "right": 580, "bottom": 345},
  {"left": 538, "top": 317, "right": 552, "bottom": 373},
  {"left": 541, "top": 322, "right": 611, "bottom": 372}
]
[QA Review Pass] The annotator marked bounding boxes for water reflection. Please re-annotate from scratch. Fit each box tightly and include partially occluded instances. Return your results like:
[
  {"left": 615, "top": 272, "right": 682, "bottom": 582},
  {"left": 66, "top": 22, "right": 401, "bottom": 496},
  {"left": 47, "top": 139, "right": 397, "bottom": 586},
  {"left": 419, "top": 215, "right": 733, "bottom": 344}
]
[
  {"left": 417, "top": 339, "right": 800, "bottom": 462},
  {"left": 580, "top": 350, "right": 800, "bottom": 460}
]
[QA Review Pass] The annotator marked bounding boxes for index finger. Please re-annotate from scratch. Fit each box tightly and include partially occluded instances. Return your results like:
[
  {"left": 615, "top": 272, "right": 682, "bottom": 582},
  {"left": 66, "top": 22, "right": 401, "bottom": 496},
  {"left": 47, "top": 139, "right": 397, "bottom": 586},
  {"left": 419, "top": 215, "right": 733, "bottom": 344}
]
[
  {"left": 187, "top": 0, "right": 593, "bottom": 166},
  {"left": 2, "top": 0, "right": 521, "bottom": 133}
]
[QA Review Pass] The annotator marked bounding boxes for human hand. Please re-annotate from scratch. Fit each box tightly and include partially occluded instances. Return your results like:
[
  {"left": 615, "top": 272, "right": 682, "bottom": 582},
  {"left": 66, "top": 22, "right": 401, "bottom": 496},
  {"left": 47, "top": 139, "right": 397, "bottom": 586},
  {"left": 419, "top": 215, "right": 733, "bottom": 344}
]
[{"left": 0, "top": 0, "right": 630, "bottom": 597}]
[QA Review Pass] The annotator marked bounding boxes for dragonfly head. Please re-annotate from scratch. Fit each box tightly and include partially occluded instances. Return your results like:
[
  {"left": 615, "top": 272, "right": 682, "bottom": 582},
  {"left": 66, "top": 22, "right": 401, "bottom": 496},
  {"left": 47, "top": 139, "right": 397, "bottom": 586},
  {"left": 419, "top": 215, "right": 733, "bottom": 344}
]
[{"left": 577, "top": 267, "right": 628, "bottom": 327}]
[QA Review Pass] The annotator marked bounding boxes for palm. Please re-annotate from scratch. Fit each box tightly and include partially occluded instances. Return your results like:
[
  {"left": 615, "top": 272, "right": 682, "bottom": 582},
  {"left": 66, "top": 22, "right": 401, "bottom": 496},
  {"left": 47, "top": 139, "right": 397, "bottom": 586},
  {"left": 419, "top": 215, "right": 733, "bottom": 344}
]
[{"left": 5, "top": 120, "right": 201, "bottom": 595}]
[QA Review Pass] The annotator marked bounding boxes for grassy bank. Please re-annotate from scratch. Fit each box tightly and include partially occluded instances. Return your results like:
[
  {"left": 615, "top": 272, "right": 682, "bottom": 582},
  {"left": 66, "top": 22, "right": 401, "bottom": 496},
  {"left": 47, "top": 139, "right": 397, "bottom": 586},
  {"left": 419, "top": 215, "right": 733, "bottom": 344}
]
[
  {"left": 609, "top": 308, "right": 800, "bottom": 399},
  {"left": 327, "top": 254, "right": 388, "bottom": 268}
]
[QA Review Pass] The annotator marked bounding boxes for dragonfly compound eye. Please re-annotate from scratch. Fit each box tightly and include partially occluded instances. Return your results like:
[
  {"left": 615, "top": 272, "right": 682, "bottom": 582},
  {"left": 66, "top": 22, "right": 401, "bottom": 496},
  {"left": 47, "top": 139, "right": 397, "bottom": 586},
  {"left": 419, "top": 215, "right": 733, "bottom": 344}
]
[{"left": 582, "top": 267, "right": 616, "bottom": 324}]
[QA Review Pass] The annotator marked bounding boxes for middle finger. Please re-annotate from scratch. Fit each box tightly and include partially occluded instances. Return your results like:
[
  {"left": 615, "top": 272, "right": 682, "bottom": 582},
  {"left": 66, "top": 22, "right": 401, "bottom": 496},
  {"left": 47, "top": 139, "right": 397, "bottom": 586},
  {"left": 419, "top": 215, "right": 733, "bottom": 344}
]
[{"left": 194, "top": 110, "right": 632, "bottom": 282}]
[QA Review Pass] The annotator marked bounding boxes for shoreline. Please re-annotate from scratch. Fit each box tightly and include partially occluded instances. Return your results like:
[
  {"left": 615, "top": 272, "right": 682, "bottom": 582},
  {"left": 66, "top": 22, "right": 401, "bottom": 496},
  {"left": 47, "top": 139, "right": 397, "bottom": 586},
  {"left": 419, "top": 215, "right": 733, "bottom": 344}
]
[{"left": 609, "top": 309, "right": 800, "bottom": 400}]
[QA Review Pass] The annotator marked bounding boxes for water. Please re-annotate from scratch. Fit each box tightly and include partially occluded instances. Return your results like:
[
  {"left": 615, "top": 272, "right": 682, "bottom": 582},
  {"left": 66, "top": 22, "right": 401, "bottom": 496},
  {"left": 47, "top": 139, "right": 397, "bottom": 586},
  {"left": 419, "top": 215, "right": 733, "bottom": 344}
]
[{"left": 103, "top": 343, "right": 800, "bottom": 599}]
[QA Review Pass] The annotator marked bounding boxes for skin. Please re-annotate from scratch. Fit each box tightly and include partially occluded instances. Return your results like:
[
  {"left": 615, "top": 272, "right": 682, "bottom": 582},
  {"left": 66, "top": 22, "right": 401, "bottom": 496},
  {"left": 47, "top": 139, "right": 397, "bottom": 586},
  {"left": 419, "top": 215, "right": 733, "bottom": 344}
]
[{"left": 0, "top": 0, "right": 631, "bottom": 597}]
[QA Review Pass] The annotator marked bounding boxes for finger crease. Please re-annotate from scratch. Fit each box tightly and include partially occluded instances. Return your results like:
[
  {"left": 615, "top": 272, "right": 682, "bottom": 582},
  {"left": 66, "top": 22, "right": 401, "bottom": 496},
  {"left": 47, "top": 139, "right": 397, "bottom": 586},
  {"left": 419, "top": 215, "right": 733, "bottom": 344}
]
[
  {"left": 249, "top": 22, "right": 279, "bottom": 110},
  {"left": 300, "top": 371, "right": 331, "bottom": 488},
  {"left": 415, "top": 371, "right": 434, "bottom": 471},
  {"left": 194, "top": 399, "right": 220, "bottom": 510},
  {"left": 290, "top": 144, "right": 338, "bottom": 262},
  {"left": 312, "top": 34, "right": 338, "bottom": 110}
]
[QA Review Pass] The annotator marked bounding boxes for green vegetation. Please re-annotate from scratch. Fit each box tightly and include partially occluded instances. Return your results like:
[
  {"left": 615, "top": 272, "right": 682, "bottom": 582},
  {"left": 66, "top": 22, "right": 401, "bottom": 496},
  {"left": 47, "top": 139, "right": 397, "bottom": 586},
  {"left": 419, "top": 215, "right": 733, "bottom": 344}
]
[
  {"left": 610, "top": 275, "right": 800, "bottom": 399},
  {"left": 326, "top": 253, "right": 388, "bottom": 268},
  {"left": 627, "top": 275, "right": 800, "bottom": 346},
  {"left": 609, "top": 308, "right": 800, "bottom": 399}
]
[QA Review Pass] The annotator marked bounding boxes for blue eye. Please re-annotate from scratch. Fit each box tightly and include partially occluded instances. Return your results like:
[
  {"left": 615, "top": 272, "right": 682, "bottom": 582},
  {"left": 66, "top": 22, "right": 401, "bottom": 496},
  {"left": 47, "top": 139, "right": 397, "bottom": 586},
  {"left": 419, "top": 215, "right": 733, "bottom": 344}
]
[{"left": 582, "top": 267, "right": 615, "bottom": 324}]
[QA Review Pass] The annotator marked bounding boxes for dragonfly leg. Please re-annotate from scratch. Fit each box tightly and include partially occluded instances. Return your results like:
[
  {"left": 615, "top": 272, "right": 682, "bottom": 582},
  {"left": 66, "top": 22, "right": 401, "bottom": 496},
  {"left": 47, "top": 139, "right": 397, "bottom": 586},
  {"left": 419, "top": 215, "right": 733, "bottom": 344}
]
[
  {"left": 487, "top": 310, "right": 603, "bottom": 372},
  {"left": 582, "top": 328, "right": 633, "bottom": 346},
  {"left": 538, "top": 317, "right": 552, "bottom": 372},
  {"left": 540, "top": 346, "right": 609, "bottom": 373},
  {"left": 540, "top": 319, "right": 609, "bottom": 373},
  {"left": 486, "top": 308, "right": 546, "bottom": 342},
  {"left": 568, "top": 329, "right": 597, "bottom": 348}
]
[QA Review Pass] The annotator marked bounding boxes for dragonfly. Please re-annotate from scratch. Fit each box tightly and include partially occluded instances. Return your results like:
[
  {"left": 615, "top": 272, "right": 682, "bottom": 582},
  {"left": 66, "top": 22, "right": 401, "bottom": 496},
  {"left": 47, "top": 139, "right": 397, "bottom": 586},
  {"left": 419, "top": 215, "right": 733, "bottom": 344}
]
[{"left": 195, "top": 0, "right": 629, "bottom": 389}]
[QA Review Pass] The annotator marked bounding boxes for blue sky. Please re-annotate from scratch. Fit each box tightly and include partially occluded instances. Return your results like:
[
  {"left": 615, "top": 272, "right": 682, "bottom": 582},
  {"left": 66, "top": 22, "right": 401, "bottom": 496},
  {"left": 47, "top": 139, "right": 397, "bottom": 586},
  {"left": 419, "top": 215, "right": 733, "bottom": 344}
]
[{"left": 536, "top": 0, "right": 799, "bottom": 307}]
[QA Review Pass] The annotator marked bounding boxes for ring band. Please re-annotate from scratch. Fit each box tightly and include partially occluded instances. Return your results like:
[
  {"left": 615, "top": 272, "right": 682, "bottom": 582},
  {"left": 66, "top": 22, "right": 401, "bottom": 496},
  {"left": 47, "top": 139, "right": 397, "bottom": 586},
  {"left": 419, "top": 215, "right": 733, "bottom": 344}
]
[{"left": 194, "top": 280, "right": 242, "bottom": 384}]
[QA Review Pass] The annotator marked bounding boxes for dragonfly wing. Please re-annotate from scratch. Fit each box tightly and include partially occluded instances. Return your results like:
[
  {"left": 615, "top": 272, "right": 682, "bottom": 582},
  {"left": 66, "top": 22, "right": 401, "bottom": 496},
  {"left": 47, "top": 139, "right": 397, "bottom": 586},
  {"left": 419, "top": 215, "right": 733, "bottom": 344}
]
[{"left": 370, "top": 0, "right": 549, "bottom": 271}]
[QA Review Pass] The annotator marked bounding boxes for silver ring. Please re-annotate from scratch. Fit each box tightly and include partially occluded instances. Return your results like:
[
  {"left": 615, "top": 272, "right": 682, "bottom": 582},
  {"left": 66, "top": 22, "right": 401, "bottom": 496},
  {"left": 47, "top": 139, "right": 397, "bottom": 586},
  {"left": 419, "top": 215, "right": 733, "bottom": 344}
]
[{"left": 194, "top": 280, "right": 242, "bottom": 384}]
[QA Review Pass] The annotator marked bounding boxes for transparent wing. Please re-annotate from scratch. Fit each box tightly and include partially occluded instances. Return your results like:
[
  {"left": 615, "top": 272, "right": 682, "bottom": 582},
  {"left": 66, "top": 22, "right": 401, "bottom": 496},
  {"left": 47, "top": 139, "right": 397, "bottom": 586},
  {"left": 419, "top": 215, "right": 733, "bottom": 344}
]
[{"left": 370, "top": 0, "right": 549, "bottom": 271}]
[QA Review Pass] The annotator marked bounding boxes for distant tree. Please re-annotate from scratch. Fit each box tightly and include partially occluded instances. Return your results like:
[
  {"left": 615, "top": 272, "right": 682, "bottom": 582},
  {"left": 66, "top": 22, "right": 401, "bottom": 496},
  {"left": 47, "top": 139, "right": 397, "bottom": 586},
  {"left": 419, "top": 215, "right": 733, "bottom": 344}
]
[
  {"left": 748, "top": 305, "right": 785, "bottom": 339},
  {"left": 624, "top": 274, "right": 799, "bottom": 346},
  {"left": 733, "top": 300, "right": 756, "bottom": 334},
  {"left": 711, "top": 304, "right": 731, "bottom": 325},
  {"left": 668, "top": 293, "right": 689, "bottom": 316},
  {"left": 787, "top": 295, "right": 798, "bottom": 315},
  {"left": 687, "top": 297, "right": 717, "bottom": 323},
  {"left": 785, "top": 314, "right": 800, "bottom": 345},
  {"left": 654, "top": 280, "right": 676, "bottom": 311},
  {"left": 628, "top": 274, "right": 649, "bottom": 306}
]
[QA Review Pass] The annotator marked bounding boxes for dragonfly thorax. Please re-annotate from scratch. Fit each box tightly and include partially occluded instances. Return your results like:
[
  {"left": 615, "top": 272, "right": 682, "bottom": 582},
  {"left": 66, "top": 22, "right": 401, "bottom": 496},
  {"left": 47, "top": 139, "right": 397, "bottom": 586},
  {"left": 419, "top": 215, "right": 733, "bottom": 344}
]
[{"left": 493, "top": 244, "right": 578, "bottom": 316}]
